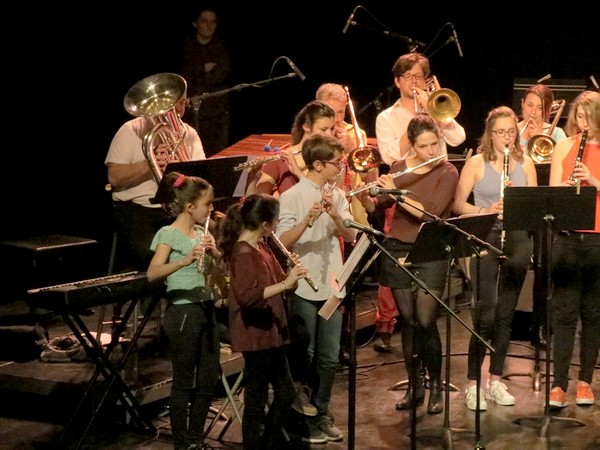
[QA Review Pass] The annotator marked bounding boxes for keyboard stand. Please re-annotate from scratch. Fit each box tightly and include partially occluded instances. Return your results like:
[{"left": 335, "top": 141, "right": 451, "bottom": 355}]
[{"left": 58, "top": 294, "right": 160, "bottom": 449}]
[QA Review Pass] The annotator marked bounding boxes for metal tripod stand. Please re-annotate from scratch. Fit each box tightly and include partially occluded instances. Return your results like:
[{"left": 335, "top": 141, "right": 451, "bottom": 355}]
[{"left": 503, "top": 186, "right": 595, "bottom": 437}]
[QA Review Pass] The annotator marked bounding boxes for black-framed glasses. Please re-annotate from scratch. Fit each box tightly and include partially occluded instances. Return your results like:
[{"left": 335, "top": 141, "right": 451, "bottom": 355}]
[
  {"left": 491, "top": 128, "right": 517, "bottom": 137},
  {"left": 400, "top": 72, "right": 425, "bottom": 81},
  {"left": 323, "top": 160, "right": 344, "bottom": 169}
]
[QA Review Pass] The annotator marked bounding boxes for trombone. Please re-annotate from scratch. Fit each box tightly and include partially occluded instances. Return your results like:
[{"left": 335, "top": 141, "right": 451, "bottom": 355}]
[
  {"left": 526, "top": 99, "right": 566, "bottom": 163},
  {"left": 414, "top": 75, "right": 462, "bottom": 123},
  {"left": 344, "top": 86, "right": 382, "bottom": 174}
]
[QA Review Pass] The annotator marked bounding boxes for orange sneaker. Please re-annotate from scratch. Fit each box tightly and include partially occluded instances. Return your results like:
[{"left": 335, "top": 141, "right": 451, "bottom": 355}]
[
  {"left": 549, "top": 387, "right": 568, "bottom": 408},
  {"left": 576, "top": 381, "right": 595, "bottom": 406}
]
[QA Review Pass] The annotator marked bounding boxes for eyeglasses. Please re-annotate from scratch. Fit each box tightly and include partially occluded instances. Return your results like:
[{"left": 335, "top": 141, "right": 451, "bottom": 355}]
[
  {"left": 491, "top": 129, "right": 517, "bottom": 137},
  {"left": 400, "top": 72, "right": 425, "bottom": 81},
  {"left": 179, "top": 97, "right": 191, "bottom": 108},
  {"left": 323, "top": 160, "right": 344, "bottom": 169}
]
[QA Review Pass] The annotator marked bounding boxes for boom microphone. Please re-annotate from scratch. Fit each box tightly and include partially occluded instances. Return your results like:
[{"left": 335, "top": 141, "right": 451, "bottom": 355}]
[
  {"left": 343, "top": 219, "right": 385, "bottom": 238},
  {"left": 450, "top": 23, "right": 463, "bottom": 57},
  {"left": 368, "top": 186, "right": 411, "bottom": 196},
  {"left": 342, "top": 6, "right": 358, "bottom": 34},
  {"left": 285, "top": 57, "right": 306, "bottom": 81}
]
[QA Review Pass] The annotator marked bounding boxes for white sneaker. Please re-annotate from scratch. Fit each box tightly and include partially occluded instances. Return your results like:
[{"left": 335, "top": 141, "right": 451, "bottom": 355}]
[
  {"left": 464, "top": 385, "right": 487, "bottom": 411},
  {"left": 486, "top": 380, "right": 515, "bottom": 406}
]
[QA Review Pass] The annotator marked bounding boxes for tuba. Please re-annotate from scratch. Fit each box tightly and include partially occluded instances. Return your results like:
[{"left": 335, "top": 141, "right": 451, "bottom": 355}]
[
  {"left": 526, "top": 99, "right": 566, "bottom": 163},
  {"left": 124, "top": 73, "right": 192, "bottom": 183}
]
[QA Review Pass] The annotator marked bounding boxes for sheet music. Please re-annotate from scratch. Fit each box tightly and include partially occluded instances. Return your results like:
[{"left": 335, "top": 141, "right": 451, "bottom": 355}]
[{"left": 334, "top": 232, "right": 372, "bottom": 291}]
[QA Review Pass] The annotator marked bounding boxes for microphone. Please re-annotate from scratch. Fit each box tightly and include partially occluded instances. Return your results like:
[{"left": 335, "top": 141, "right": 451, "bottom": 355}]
[
  {"left": 342, "top": 6, "right": 358, "bottom": 34},
  {"left": 285, "top": 57, "right": 306, "bottom": 81},
  {"left": 343, "top": 219, "right": 385, "bottom": 238},
  {"left": 369, "top": 186, "right": 411, "bottom": 196},
  {"left": 450, "top": 23, "right": 463, "bottom": 57}
]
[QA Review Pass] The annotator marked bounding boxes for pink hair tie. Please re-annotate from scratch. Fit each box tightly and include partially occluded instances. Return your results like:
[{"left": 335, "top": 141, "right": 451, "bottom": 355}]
[{"left": 173, "top": 174, "right": 186, "bottom": 188}]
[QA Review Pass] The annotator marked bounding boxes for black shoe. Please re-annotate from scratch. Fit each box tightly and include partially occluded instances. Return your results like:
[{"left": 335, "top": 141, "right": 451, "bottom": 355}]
[
  {"left": 374, "top": 333, "right": 392, "bottom": 353},
  {"left": 427, "top": 379, "right": 443, "bottom": 414},
  {"left": 536, "top": 325, "right": 547, "bottom": 348},
  {"left": 396, "top": 383, "right": 425, "bottom": 410},
  {"left": 338, "top": 349, "right": 351, "bottom": 366}
]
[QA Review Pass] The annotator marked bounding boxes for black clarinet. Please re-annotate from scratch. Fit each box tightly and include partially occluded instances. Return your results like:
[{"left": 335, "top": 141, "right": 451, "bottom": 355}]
[{"left": 570, "top": 130, "right": 588, "bottom": 195}]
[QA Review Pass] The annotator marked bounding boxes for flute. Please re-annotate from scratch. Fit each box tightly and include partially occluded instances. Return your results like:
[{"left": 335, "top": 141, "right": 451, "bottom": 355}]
[
  {"left": 269, "top": 232, "right": 319, "bottom": 292},
  {"left": 347, "top": 155, "right": 444, "bottom": 197},
  {"left": 306, "top": 168, "right": 345, "bottom": 227},
  {"left": 197, "top": 216, "right": 210, "bottom": 272}
]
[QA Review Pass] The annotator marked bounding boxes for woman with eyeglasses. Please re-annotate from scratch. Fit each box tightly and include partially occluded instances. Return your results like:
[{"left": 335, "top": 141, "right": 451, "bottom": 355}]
[
  {"left": 453, "top": 106, "right": 537, "bottom": 411},
  {"left": 375, "top": 52, "right": 466, "bottom": 166}
]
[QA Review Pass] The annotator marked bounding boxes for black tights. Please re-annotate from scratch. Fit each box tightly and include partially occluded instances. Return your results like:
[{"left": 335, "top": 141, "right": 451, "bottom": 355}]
[{"left": 393, "top": 288, "right": 442, "bottom": 383}]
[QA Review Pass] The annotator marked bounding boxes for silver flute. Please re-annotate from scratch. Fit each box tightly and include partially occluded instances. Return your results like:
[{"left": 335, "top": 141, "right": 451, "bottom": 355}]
[
  {"left": 197, "top": 216, "right": 211, "bottom": 272},
  {"left": 269, "top": 232, "right": 318, "bottom": 292},
  {"left": 347, "top": 155, "right": 444, "bottom": 197}
]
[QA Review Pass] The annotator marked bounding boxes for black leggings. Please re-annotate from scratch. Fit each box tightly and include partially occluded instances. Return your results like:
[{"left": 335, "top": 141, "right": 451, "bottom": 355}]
[{"left": 163, "top": 303, "right": 220, "bottom": 449}]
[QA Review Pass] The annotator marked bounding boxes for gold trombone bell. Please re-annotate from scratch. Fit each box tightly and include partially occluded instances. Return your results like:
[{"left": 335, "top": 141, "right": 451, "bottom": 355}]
[{"left": 428, "top": 88, "right": 461, "bottom": 122}]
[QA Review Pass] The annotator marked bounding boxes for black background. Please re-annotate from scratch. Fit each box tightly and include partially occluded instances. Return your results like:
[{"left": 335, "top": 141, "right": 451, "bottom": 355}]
[{"left": 4, "top": 2, "right": 598, "bottom": 271}]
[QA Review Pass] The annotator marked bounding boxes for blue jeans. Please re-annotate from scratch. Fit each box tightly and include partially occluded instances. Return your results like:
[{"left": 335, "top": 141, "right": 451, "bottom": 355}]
[
  {"left": 289, "top": 294, "right": 343, "bottom": 415},
  {"left": 551, "top": 232, "right": 600, "bottom": 391}
]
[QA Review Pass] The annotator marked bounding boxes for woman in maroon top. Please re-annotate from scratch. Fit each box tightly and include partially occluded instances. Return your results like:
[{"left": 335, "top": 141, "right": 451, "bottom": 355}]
[
  {"left": 250, "top": 101, "right": 336, "bottom": 196},
  {"left": 359, "top": 113, "right": 459, "bottom": 414},
  {"left": 218, "top": 193, "right": 309, "bottom": 449}
]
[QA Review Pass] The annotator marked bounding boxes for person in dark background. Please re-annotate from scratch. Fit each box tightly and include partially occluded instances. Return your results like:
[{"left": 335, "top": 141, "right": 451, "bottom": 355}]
[{"left": 180, "top": 4, "right": 231, "bottom": 158}]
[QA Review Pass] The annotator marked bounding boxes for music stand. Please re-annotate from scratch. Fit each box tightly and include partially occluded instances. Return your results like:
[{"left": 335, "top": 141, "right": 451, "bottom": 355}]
[
  {"left": 151, "top": 155, "right": 249, "bottom": 204},
  {"left": 321, "top": 232, "right": 382, "bottom": 450},
  {"left": 406, "top": 214, "right": 498, "bottom": 450},
  {"left": 504, "top": 186, "right": 596, "bottom": 437},
  {"left": 357, "top": 215, "right": 496, "bottom": 450}
]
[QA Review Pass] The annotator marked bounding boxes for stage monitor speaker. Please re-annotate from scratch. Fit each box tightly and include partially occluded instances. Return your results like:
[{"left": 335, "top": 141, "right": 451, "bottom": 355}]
[{"left": 512, "top": 78, "right": 586, "bottom": 120}]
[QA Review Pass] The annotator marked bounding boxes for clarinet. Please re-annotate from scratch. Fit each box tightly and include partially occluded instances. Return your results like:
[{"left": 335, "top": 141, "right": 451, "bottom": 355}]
[
  {"left": 269, "top": 232, "right": 319, "bottom": 292},
  {"left": 570, "top": 130, "right": 588, "bottom": 195},
  {"left": 499, "top": 145, "right": 510, "bottom": 251}
]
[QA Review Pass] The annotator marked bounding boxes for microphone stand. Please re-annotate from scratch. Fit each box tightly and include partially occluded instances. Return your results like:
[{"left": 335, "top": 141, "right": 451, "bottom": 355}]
[
  {"left": 368, "top": 195, "right": 497, "bottom": 450},
  {"left": 426, "top": 36, "right": 458, "bottom": 59},
  {"left": 356, "top": 85, "right": 395, "bottom": 116},
  {"left": 347, "top": 21, "right": 426, "bottom": 52},
  {"left": 189, "top": 72, "right": 301, "bottom": 133},
  {"left": 389, "top": 194, "right": 502, "bottom": 449}
]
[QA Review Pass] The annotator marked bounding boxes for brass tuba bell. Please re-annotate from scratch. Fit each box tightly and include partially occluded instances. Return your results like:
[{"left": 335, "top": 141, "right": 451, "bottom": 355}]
[{"left": 123, "top": 73, "right": 191, "bottom": 183}]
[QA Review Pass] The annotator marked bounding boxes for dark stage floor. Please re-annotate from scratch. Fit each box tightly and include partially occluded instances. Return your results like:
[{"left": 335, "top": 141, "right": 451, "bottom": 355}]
[{"left": 1, "top": 287, "right": 599, "bottom": 450}]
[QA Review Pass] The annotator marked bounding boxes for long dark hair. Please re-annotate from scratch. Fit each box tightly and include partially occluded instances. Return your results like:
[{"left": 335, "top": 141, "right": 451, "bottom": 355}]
[
  {"left": 218, "top": 193, "right": 280, "bottom": 264},
  {"left": 290, "top": 100, "right": 335, "bottom": 145}
]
